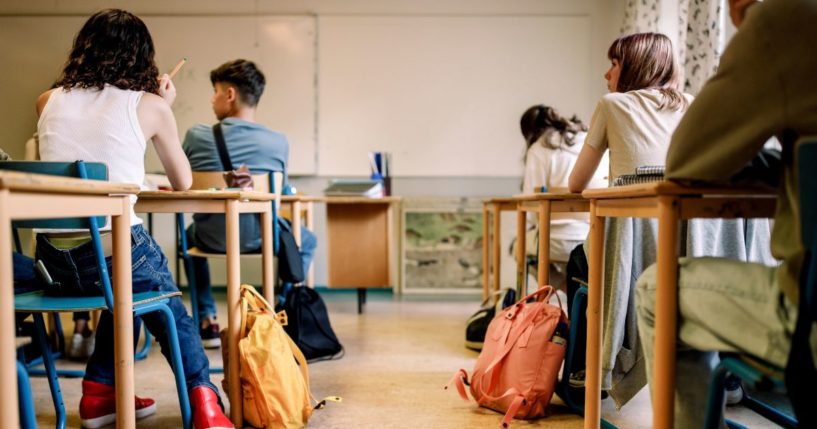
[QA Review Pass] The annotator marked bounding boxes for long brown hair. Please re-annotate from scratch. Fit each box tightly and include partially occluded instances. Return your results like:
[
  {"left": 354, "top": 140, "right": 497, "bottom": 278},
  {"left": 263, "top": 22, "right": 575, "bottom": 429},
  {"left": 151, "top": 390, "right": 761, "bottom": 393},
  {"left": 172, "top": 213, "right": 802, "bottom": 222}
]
[
  {"left": 608, "top": 32, "right": 687, "bottom": 111},
  {"left": 56, "top": 9, "right": 159, "bottom": 94}
]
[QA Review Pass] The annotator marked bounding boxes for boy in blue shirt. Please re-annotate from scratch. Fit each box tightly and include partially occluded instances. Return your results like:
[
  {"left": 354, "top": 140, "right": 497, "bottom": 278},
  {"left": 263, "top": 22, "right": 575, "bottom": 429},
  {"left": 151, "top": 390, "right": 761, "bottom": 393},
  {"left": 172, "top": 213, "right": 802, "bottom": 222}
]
[{"left": 183, "top": 59, "right": 317, "bottom": 347}]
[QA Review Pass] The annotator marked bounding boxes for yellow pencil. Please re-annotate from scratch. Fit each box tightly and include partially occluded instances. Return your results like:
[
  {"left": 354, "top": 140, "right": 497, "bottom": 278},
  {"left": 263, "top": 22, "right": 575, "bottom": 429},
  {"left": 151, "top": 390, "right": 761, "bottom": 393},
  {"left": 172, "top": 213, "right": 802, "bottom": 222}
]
[{"left": 167, "top": 58, "right": 187, "bottom": 79}]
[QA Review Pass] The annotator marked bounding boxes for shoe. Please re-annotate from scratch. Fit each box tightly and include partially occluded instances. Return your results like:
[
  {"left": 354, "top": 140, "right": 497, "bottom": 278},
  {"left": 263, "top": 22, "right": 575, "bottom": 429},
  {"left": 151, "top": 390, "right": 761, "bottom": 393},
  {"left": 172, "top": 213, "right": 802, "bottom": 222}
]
[
  {"left": 465, "top": 288, "right": 516, "bottom": 351},
  {"left": 191, "top": 386, "right": 234, "bottom": 429},
  {"left": 568, "top": 370, "right": 586, "bottom": 388},
  {"left": 68, "top": 333, "right": 95, "bottom": 360},
  {"left": 724, "top": 376, "right": 744, "bottom": 406},
  {"left": 79, "top": 380, "right": 156, "bottom": 428},
  {"left": 200, "top": 323, "right": 221, "bottom": 349}
]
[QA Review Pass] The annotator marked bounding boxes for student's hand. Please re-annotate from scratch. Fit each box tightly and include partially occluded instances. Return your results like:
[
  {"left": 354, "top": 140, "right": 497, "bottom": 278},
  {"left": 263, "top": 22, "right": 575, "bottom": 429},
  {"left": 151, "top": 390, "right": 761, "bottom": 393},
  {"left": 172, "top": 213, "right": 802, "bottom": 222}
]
[
  {"left": 729, "top": 0, "right": 759, "bottom": 28},
  {"left": 157, "top": 73, "right": 177, "bottom": 106}
]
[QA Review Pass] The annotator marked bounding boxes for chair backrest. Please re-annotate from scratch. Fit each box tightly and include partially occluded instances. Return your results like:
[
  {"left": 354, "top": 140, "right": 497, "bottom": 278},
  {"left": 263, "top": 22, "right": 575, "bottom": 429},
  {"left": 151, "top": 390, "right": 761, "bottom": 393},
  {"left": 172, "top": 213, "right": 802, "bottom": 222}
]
[
  {"left": 185, "top": 170, "right": 284, "bottom": 252},
  {"left": 0, "top": 161, "right": 108, "bottom": 229},
  {"left": 0, "top": 160, "right": 116, "bottom": 311},
  {"left": 789, "top": 136, "right": 817, "bottom": 426}
]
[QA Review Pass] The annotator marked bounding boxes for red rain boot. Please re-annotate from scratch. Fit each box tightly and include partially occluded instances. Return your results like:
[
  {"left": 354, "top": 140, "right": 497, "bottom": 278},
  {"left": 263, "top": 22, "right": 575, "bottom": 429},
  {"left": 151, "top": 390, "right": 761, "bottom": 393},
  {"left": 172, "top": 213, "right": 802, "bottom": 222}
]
[
  {"left": 79, "top": 379, "right": 156, "bottom": 428},
  {"left": 191, "top": 386, "right": 234, "bottom": 429}
]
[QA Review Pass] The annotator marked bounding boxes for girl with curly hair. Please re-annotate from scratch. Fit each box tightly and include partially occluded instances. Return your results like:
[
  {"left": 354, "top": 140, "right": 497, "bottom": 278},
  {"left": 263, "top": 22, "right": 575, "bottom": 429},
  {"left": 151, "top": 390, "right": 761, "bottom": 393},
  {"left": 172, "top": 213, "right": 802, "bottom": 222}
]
[{"left": 35, "top": 9, "right": 233, "bottom": 429}]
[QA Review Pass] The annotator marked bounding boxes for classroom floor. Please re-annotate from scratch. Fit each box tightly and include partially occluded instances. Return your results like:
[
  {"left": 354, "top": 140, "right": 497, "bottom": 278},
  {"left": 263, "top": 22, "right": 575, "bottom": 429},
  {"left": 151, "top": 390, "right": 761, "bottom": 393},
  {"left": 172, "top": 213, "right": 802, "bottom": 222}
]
[{"left": 28, "top": 290, "right": 786, "bottom": 428}]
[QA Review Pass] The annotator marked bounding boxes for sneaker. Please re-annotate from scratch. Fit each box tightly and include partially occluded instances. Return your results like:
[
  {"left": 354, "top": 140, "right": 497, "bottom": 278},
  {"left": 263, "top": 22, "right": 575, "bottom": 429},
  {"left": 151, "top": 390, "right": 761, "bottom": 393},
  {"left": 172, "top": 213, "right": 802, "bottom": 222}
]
[
  {"left": 465, "top": 288, "right": 516, "bottom": 351},
  {"left": 568, "top": 370, "right": 586, "bottom": 388},
  {"left": 724, "top": 376, "right": 744, "bottom": 406},
  {"left": 79, "top": 379, "right": 156, "bottom": 428},
  {"left": 200, "top": 323, "right": 221, "bottom": 349},
  {"left": 68, "top": 333, "right": 95, "bottom": 360},
  {"left": 191, "top": 386, "right": 234, "bottom": 429}
]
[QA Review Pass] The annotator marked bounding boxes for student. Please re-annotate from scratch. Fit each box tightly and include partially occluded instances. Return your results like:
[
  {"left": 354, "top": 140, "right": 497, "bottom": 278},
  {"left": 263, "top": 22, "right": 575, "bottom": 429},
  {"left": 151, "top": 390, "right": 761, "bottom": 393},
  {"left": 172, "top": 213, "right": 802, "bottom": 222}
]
[
  {"left": 519, "top": 105, "right": 606, "bottom": 289},
  {"left": 566, "top": 32, "right": 773, "bottom": 406},
  {"left": 182, "top": 59, "right": 317, "bottom": 347},
  {"left": 35, "top": 9, "right": 232, "bottom": 429},
  {"left": 636, "top": 0, "right": 817, "bottom": 426},
  {"left": 23, "top": 132, "right": 96, "bottom": 359}
]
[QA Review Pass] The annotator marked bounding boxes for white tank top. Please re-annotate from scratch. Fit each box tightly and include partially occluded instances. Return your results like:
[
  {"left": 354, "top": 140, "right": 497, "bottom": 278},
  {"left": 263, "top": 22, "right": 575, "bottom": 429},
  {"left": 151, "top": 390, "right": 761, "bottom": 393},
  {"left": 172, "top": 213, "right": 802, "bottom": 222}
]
[{"left": 38, "top": 85, "right": 147, "bottom": 228}]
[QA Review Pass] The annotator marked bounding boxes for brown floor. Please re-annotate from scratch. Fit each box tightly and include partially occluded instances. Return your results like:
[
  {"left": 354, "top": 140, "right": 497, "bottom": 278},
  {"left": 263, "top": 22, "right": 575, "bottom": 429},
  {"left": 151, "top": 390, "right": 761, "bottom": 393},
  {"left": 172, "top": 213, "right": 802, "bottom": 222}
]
[{"left": 29, "top": 291, "right": 783, "bottom": 428}]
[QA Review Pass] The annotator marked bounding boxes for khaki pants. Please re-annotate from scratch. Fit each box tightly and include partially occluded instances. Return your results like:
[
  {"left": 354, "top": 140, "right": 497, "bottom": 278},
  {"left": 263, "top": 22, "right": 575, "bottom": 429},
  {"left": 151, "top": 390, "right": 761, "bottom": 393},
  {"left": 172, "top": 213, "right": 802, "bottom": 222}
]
[{"left": 635, "top": 257, "right": 796, "bottom": 429}]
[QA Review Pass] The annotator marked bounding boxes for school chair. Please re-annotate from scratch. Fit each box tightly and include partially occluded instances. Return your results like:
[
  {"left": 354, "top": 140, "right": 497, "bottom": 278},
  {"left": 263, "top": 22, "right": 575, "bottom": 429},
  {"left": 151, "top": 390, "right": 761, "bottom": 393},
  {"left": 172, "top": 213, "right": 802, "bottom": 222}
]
[
  {"left": 17, "top": 338, "right": 37, "bottom": 429},
  {"left": 703, "top": 138, "right": 817, "bottom": 429},
  {"left": 176, "top": 170, "right": 283, "bottom": 330},
  {"left": 554, "top": 285, "right": 618, "bottom": 429},
  {"left": 0, "top": 161, "right": 193, "bottom": 429}
]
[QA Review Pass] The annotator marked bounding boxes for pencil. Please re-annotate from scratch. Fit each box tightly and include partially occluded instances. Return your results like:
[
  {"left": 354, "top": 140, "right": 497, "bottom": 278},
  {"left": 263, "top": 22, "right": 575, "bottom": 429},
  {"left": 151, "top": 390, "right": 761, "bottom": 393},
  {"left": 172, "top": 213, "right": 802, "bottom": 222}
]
[{"left": 168, "top": 58, "right": 187, "bottom": 79}]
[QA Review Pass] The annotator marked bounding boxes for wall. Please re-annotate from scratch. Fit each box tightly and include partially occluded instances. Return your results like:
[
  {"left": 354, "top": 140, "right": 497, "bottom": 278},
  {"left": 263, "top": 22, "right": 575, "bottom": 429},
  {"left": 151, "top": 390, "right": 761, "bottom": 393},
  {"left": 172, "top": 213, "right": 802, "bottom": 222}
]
[{"left": 1, "top": 0, "right": 625, "bottom": 288}]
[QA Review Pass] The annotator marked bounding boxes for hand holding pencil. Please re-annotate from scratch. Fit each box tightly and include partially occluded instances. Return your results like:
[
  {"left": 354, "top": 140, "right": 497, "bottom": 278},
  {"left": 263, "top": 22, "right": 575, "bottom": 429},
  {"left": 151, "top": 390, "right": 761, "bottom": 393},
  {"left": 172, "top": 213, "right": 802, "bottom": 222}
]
[{"left": 157, "top": 58, "right": 185, "bottom": 106}]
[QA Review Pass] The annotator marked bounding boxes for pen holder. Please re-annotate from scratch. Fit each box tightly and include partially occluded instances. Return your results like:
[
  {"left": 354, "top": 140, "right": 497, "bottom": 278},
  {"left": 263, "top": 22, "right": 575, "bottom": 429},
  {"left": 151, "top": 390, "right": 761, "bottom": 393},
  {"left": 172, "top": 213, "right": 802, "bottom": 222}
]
[{"left": 370, "top": 173, "right": 391, "bottom": 196}]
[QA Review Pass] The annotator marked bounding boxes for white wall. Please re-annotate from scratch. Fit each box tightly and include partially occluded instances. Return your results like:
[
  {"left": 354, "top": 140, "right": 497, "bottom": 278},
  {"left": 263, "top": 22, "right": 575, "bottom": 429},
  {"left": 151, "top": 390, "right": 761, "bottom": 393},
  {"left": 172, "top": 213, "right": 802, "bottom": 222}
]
[{"left": 1, "top": 0, "right": 625, "bottom": 288}]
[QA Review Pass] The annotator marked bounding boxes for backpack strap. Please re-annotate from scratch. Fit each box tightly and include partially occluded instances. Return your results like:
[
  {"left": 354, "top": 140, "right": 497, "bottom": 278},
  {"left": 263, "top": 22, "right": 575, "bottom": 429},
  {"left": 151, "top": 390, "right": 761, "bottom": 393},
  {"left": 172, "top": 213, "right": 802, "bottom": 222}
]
[
  {"left": 212, "top": 123, "right": 234, "bottom": 171},
  {"left": 500, "top": 394, "right": 527, "bottom": 429}
]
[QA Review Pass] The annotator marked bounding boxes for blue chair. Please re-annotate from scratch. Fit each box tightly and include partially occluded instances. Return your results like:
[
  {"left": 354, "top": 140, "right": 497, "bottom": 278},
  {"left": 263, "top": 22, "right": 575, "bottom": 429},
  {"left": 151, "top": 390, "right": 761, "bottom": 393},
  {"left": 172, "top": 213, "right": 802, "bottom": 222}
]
[
  {"left": 702, "top": 138, "right": 817, "bottom": 429},
  {"left": 554, "top": 285, "right": 618, "bottom": 429},
  {"left": 1, "top": 161, "right": 192, "bottom": 429},
  {"left": 17, "top": 338, "right": 37, "bottom": 429}
]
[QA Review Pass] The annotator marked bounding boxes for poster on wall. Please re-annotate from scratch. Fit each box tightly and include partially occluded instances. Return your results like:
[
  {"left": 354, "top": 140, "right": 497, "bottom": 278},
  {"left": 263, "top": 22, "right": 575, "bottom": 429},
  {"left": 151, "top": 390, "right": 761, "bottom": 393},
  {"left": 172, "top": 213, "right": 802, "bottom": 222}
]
[{"left": 401, "top": 198, "right": 484, "bottom": 293}]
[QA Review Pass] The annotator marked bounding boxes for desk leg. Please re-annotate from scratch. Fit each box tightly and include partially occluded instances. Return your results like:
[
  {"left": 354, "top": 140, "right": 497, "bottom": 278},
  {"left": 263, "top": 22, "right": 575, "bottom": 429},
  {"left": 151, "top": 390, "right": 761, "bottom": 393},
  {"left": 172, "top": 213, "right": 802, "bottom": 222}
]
[
  {"left": 292, "top": 201, "right": 302, "bottom": 247},
  {"left": 112, "top": 198, "right": 135, "bottom": 429},
  {"left": 515, "top": 205, "right": 526, "bottom": 297},
  {"left": 482, "top": 204, "right": 490, "bottom": 302},
  {"left": 261, "top": 207, "right": 275, "bottom": 305},
  {"left": 584, "top": 203, "right": 604, "bottom": 429},
  {"left": 492, "top": 205, "right": 501, "bottom": 298},
  {"left": 305, "top": 202, "right": 315, "bottom": 288},
  {"left": 225, "top": 199, "right": 243, "bottom": 427},
  {"left": 537, "top": 201, "right": 551, "bottom": 289},
  {"left": 654, "top": 196, "right": 680, "bottom": 429},
  {"left": 0, "top": 191, "right": 20, "bottom": 429}
]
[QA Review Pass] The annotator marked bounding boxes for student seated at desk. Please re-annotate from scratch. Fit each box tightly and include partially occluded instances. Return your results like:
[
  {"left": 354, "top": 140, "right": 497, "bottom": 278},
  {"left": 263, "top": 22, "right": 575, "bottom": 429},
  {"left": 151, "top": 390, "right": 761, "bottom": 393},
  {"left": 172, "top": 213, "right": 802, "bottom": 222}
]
[
  {"left": 566, "top": 32, "right": 774, "bottom": 406},
  {"left": 636, "top": 0, "right": 817, "bottom": 426},
  {"left": 182, "top": 59, "right": 317, "bottom": 347},
  {"left": 519, "top": 105, "right": 606, "bottom": 290},
  {"left": 23, "top": 132, "right": 97, "bottom": 360},
  {"left": 35, "top": 9, "right": 232, "bottom": 429}
]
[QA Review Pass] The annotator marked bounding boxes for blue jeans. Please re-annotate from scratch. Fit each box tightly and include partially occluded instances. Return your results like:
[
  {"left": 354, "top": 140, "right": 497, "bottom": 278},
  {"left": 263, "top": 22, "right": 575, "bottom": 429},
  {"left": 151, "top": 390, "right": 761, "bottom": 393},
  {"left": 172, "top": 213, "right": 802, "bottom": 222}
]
[
  {"left": 187, "top": 220, "right": 317, "bottom": 321},
  {"left": 36, "top": 225, "right": 220, "bottom": 395}
]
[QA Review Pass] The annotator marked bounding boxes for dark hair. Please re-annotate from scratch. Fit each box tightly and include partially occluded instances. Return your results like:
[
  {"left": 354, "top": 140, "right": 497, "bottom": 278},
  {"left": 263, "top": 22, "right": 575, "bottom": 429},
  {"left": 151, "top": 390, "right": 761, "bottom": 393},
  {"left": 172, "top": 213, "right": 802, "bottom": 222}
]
[
  {"left": 607, "top": 32, "right": 687, "bottom": 111},
  {"left": 520, "top": 105, "right": 587, "bottom": 151},
  {"left": 210, "top": 59, "right": 266, "bottom": 107},
  {"left": 56, "top": 9, "right": 159, "bottom": 94}
]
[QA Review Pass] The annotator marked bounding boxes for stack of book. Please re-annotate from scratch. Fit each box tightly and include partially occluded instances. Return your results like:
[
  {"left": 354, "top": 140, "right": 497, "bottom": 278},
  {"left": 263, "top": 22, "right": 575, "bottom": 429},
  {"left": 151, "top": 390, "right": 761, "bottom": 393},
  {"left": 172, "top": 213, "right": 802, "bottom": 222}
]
[{"left": 323, "top": 179, "right": 384, "bottom": 198}]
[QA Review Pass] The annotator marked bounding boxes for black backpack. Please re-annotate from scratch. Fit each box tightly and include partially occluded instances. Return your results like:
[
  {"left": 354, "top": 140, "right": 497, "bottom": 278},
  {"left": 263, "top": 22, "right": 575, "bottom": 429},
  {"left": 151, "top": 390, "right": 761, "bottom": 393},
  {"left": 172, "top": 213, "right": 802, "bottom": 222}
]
[{"left": 277, "top": 286, "right": 343, "bottom": 362}]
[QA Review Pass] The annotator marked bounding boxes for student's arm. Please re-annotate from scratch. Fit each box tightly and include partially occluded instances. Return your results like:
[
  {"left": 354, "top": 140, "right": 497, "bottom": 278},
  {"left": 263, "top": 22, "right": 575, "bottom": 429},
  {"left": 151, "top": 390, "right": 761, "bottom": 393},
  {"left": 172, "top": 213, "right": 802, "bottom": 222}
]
[
  {"left": 35, "top": 89, "right": 56, "bottom": 117},
  {"left": 569, "top": 144, "right": 605, "bottom": 192},
  {"left": 569, "top": 100, "right": 608, "bottom": 192},
  {"left": 667, "top": 3, "right": 783, "bottom": 182},
  {"left": 138, "top": 75, "right": 192, "bottom": 191}
]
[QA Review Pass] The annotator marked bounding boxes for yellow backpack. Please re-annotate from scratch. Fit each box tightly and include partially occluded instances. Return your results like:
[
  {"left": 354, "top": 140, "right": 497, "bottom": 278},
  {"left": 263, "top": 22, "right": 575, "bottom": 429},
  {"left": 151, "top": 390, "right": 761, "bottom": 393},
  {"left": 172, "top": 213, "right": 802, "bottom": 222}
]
[{"left": 224, "top": 285, "right": 336, "bottom": 428}]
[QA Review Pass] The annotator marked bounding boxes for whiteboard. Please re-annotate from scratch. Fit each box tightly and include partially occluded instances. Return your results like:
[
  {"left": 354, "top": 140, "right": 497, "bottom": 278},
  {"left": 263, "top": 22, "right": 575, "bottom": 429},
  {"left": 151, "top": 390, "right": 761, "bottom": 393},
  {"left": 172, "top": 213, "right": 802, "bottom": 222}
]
[
  {"left": 0, "top": 15, "right": 317, "bottom": 174},
  {"left": 318, "top": 15, "right": 592, "bottom": 177}
]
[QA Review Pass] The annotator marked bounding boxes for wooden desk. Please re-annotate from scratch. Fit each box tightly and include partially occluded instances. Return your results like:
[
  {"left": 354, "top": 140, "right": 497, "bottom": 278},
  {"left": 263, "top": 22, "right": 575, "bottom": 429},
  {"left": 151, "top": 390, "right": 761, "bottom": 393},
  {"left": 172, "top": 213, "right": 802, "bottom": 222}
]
[
  {"left": 581, "top": 181, "right": 776, "bottom": 429},
  {"left": 481, "top": 198, "right": 516, "bottom": 302},
  {"left": 280, "top": 195, "right": 317, "bottom": 288},
  {"left": 512, "top": 192, "right": 589, "bottom": 296},
  {"left": 0, "top": 171, "right": 138, "bottom": 428},
  {"left": 312, "top": 196, "right": 400, "bottom": 313},
  {"left": 135, "top": 190, "right": 276, "bottom": 427}
]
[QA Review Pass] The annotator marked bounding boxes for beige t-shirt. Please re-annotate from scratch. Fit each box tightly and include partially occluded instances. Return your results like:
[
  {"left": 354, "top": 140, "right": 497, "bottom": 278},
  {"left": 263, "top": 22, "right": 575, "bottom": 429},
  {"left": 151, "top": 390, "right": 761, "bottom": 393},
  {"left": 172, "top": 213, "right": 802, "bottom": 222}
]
[{"left": 585, "top": 88, "right": 693, "bottom": 182}]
